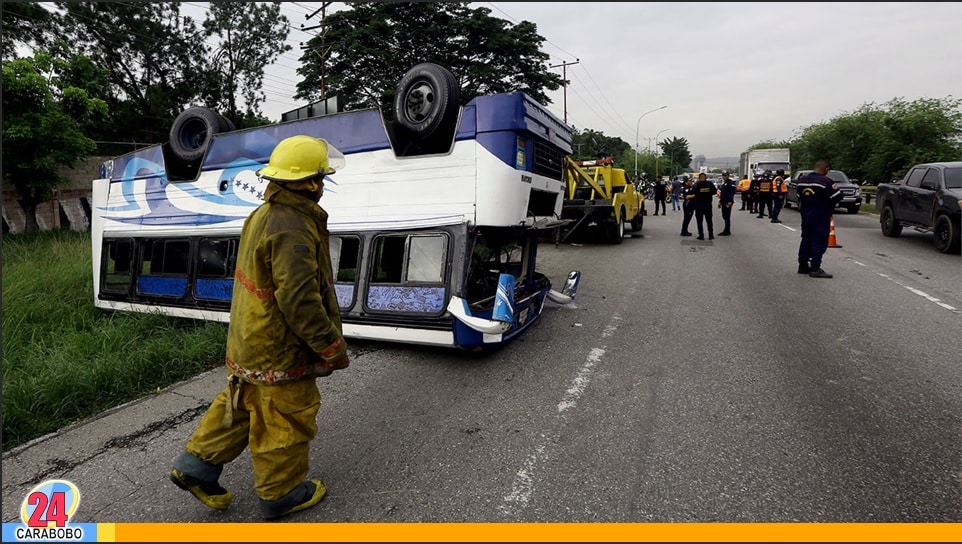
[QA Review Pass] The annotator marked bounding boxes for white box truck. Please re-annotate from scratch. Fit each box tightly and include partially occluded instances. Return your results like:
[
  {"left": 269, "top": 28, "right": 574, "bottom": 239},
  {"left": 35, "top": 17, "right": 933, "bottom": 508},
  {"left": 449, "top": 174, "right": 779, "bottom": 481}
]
[{"left": 740, "top": 148, "right": 790, "bottom": 177}]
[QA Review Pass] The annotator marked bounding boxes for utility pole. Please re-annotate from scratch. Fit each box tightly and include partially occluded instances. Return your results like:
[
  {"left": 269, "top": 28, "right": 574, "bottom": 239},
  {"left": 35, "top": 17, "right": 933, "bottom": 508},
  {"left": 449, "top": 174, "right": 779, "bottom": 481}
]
[
  {"left": 549, "top": 59, "right": 579, "bottom": 124},
  {"left": 302, "top": 2, "right": 333, "bottom": 100}
]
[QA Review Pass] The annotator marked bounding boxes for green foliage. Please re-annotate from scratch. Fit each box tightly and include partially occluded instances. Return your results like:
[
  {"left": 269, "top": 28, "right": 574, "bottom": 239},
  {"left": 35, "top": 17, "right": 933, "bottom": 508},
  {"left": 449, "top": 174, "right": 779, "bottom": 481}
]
[
  {"left": 661, "top": 137, "right": 693, "bottom": 177},
  {"left": 572, "top": 128, "right": 631, "bottom": 163},
  {"left": 773, "top": 96, "right": 962, "bottom": 183},
  {"left": 53, "top": 2, "right": 210, "bottom": 144},
  {"left": 2, "top": 52, "right": 107, "bottom": 232},
  {"left": 296, "top": 2, "right": 563, "bottom": 113},
  {"left": 203, "top": 1, "right": 292, "bottom": 120},
  {"left": 1, "top": 230, "right": 227, "bottom": 451}
]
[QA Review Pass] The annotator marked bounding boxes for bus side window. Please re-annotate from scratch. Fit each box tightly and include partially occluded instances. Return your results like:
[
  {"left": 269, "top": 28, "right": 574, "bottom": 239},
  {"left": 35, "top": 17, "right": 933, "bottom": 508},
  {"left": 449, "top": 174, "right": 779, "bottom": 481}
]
[
  {"left": 142, "top": 239, "right": 190, "bottom": 275},
  {"left": 406, "top": 235, "right": 445, "bottom": 283},
  {"left": 371, "top": 235, "right": 406, "bottom": 283},
  {"left": 102, "top": 239, "right": 134, "bottom": 294},
  {"left": 332, "top": 236, "right": 360, "bottom": 283},
  {"left": 197, "top": 239, "right": 236, "bottom": 277}
]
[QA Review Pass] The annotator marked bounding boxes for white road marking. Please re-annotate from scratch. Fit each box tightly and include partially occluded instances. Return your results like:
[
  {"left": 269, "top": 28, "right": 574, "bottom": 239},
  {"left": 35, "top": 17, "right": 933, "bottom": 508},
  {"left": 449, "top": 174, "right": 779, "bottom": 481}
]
[
  {"left": 500, "top": 283, "right": 640, "bottom": 516},
  {"left": 870, "top": 268, "right": 959, "bottom": 312}
]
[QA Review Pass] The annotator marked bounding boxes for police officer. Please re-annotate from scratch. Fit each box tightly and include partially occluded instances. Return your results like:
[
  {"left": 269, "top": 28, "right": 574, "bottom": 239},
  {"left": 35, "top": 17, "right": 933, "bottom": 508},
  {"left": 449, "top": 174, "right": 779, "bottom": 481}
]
[
  {"left": 749, "top": 174, "right": 762, "bottom": 214},
  {"left": 679, "top": 175, "right": 695, "bottom": 236},
  {"left": 797, "top": 159, "right": 843, "bottom": 278},
  {"left": 691, "top": 172, "right": 715, "bottom": 240},
  {"left": 755, "top": 170, "right": 774, "bottom": 219},
  {"left": 770, "top": 168, "right": 788, "bottom": 223},
  {"left": 717, "top": 171, "right": 737, "bottom": 235}
]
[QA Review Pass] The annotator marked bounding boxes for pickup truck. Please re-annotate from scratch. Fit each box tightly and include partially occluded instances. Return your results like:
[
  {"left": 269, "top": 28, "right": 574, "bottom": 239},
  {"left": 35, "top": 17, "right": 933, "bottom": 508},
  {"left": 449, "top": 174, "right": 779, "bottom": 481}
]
[{"left": 875, "top": 161, "right": 962, "bottom": 254}]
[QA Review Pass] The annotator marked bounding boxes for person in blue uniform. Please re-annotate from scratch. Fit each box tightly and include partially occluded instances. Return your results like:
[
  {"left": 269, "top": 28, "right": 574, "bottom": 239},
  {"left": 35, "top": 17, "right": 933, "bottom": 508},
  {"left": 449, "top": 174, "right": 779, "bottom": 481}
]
[
  {"left": 796, "top": 159, "right": 843, "bottom": 278},
  {"left": 717, "top": 171, "right": 737, "bottom": 235}
]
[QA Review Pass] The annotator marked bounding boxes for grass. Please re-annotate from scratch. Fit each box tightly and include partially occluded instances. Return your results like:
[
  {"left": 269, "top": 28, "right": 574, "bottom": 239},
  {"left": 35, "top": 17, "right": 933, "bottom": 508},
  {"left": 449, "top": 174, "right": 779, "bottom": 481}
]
[{"left": 2, "top": 229, "right": 227, "bottom": 452}]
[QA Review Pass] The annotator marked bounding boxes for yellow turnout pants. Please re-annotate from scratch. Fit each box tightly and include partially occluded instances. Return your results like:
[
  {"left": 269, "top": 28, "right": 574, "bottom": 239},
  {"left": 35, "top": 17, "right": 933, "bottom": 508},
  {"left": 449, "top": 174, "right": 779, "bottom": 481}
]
[{"left": 186, "top": 378, "right": 321, "bottom": 501}]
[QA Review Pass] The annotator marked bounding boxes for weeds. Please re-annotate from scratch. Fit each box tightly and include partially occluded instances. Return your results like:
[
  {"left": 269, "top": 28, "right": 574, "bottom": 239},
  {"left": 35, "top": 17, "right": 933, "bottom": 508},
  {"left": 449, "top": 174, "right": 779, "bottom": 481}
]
[{"left": 2, "top": 230, "right": 226, "bottom": 451}]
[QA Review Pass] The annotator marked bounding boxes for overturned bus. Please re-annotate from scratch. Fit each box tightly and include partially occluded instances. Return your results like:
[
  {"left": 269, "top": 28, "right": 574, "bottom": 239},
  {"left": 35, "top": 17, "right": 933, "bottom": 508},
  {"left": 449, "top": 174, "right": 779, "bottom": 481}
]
[{"left": 91, "top": 63, "right": 581, "bottom": 351}]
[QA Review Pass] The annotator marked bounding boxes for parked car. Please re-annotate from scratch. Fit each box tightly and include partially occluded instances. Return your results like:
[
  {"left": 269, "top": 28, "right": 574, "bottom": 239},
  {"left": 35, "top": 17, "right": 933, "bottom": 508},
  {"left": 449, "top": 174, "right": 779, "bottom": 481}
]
[{"left": 785, "top": 169, "right": 862, "bottom": 214}]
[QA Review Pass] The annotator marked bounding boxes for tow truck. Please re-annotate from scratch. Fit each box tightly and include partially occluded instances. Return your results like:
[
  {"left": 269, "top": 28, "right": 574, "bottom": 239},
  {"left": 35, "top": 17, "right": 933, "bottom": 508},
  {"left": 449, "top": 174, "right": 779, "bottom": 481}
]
[{"left": 560, "top": 156, "right": 645, "bottom": 244}]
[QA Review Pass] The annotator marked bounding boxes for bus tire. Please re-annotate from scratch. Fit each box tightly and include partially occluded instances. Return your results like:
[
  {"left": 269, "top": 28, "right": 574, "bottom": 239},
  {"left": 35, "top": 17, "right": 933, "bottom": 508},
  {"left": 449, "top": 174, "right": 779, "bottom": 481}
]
[
  {"left": 169, "top": 107, "right": 226, "bottom": 163},
  {"left": 394, "top": 63, "right": 460, "bottom": 141},
  {"left": 218, "top": 113, "right": 236, "bottom": 133}
]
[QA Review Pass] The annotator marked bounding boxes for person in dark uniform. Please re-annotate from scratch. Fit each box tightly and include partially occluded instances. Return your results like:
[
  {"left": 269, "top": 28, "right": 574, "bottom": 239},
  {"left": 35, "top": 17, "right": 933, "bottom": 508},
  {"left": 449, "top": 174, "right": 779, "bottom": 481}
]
[
  {"left": 717, "top": 171, "right": 737, "bottom": 235},
  {"left": 770, "top": 168, "right": 788, "bottom": 223},
  {"left": 797, "top": 159, "right": 843, "bottom": 278},
  {"left": 679, "top": 175, "right": 695, "bottom": 236},
  {"left": 748, "top": 174, "right": 761, "bottom": 214},
  {"left": 691, "top": 172, "right": 715, "bottom": 240},
  {"left": 755, "top": 170, "right": 774, "bottom": 219},
  {"left": 652, "top": 176, "right": 669, "bottom": 215}
]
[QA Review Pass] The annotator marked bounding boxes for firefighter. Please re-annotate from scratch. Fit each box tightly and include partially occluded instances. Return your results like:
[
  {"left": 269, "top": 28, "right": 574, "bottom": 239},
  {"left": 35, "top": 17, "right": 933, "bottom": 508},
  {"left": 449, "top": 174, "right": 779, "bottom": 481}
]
[
  {"left": 797, "top": 159, "right": 843, "bottom": 278},
  {"left": 171, "top": 135, "right": 350, "bottom": 520},
  {"left": 755, "top": 170, "right": 774, "bottom": 219},
  {"left": 770, "top": 168, "right": 789, "bottom": 223}
]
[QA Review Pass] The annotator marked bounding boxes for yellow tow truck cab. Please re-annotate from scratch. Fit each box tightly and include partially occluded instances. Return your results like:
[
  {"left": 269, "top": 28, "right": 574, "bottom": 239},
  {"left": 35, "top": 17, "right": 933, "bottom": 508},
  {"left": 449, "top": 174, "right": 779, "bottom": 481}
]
[{"left": 561, "top": 156, "right": 645, "bottom": 244}]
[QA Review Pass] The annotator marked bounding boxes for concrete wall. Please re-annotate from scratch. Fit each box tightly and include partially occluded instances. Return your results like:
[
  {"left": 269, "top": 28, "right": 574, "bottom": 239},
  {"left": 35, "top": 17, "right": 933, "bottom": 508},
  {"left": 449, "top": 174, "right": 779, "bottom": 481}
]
[{"left": 2, "top": 156, "right": 107, "bottom": 234}]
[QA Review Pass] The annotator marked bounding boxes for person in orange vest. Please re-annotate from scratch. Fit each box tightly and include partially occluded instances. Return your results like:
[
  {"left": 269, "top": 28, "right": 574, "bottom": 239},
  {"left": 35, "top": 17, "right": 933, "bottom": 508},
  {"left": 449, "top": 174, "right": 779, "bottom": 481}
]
[
  {"left": 770, "top": 168, "right": 789, "bottom": 223},
  {"left": 737, "top": 174, "right": 752, "bottom": 211},
  {"left": 755, "top": 170, "right": 774, "bottom": 219}
]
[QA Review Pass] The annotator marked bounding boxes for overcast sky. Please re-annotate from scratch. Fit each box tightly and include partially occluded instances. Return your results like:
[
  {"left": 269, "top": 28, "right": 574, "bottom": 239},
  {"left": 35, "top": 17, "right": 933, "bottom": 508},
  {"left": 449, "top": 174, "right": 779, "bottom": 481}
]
[{"left": 255, "top": 2, "right": 961, "bottom": 159}]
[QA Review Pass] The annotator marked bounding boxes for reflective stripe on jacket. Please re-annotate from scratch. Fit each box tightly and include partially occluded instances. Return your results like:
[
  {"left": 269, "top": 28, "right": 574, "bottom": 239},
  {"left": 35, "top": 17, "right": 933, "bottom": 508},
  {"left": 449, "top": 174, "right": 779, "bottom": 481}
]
[{"left": 226, "top": 182, "right": 348, "bottom": 385}]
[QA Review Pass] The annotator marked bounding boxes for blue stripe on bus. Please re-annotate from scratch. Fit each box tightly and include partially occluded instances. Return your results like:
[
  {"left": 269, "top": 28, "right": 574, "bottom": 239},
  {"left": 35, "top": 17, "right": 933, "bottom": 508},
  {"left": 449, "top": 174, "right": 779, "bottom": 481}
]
[{"left": 137, "top": 276, "right": 188, "bottom": 297}]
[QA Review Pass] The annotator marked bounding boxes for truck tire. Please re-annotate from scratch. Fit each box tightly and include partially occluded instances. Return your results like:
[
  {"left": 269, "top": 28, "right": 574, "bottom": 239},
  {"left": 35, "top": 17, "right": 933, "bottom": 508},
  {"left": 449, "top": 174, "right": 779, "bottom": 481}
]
[
  {"left": 933, "top": 214, "right": 961, "bottom": 254},
  {"left": 393, "top": 63, "right": 460, "bottom": 141},
  {"left": 169, "top": 107, "right": 226, "bottom": 163},
  {"left": 607, "top": 214, "right": 625, "bottom": 245},
  {"left": 629, "top": 211, "right": 642, "bottom": 232},
  {"left": 880, "top": 205, "right": 903, "bottom": 237}
]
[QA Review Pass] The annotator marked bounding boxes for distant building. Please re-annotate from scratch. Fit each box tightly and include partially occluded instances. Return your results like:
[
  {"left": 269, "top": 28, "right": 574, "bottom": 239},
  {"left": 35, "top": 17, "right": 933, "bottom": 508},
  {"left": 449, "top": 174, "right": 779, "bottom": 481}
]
[{"left": 692, "top": 155, "right": 706, "bottom": 172}]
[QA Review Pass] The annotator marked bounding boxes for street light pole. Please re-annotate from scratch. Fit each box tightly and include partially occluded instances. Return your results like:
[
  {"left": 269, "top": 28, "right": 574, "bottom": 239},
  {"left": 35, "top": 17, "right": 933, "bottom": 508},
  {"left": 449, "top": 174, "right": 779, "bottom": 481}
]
[
  {"left": 634, "top": 105, "right": 667, "bottom": 183},
  {"left": 653, "top": 129, "right": 668, "bottom": 179}
]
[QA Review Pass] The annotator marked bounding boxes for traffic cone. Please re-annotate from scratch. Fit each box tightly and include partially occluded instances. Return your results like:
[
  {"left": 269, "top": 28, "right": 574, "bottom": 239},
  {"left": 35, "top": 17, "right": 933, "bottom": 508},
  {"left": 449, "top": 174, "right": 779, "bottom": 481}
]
[{"left": 828, "top": 215, "right": 842, "bottom": 248}]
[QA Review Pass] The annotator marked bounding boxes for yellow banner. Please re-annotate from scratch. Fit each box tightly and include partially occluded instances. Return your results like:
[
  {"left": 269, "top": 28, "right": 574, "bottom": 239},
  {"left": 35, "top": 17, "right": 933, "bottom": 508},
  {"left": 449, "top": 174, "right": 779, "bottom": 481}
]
[{"left": 99, "top": 522, "right": 960, "bottom": 542}]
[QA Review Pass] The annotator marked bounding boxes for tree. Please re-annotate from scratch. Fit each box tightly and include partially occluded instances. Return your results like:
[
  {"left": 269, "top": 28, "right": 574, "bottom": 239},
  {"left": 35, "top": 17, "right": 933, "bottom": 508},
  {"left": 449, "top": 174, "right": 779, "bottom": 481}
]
[
  {"left": 661, "top": 136, "right": 692, "bottom": 177},
  {"left": 202, "top": 1, "right": 291, "bottom": 122},
  {"left": 789, "top": 96, "right": 962, "bottom": 184},
  {"left": 0, "top": 2, "right": 55, "bottom": 61},
  {"left": 53, "top": 2, "right": 209, "bottom": 145},
  {"left": 294, "top": 2, "right": 562, "bottom": 114},
  {"left": 572, "top": 128, "right": 631, "bottom": 163},
  {"left": 2, "top": 52, "right": 108, "bottom": 232}
]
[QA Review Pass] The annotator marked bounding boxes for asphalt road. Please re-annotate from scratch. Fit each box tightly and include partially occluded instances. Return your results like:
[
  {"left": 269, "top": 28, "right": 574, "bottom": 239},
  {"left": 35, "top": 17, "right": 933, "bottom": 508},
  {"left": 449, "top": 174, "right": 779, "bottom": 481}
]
[{"left": 3, "top": 205, "right": 960, "bottom": 533}]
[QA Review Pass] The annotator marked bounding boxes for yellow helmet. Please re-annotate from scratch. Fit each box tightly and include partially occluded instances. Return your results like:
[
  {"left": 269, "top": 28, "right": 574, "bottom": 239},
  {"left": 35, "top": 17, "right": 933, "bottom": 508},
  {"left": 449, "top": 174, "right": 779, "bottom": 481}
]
[{"left": 257, "top": 135, "right": 345, "bottom": 182}]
